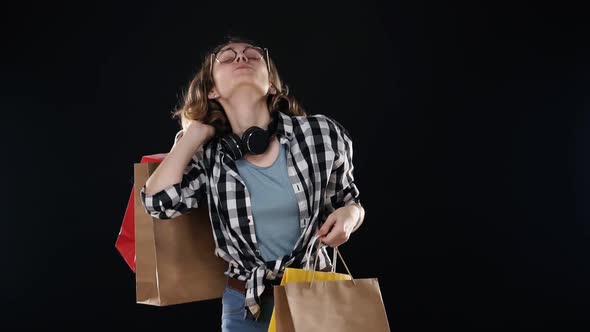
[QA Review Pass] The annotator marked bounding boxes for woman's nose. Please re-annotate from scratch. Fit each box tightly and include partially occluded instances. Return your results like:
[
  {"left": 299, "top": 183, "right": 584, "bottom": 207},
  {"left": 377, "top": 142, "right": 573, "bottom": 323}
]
[{"left": 235, "top": 51, "right": 248, "bottom": 62}]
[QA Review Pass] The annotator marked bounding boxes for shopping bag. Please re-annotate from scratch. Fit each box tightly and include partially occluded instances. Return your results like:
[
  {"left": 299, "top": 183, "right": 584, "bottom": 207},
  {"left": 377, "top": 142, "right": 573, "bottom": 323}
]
[
  {"left": 133, "top": 158, "right": 228, "bottom": 306},
  {"left": 268, "top": 235, "right": 352, "bottom": 332},
  {"left": 115, "top": 153, "right": 169, "bottom": 272},
  {"left": 115, "top": 188, "right": 136, "bottom": 272},
  {"left": 269, "top": 267, "right": 352, "bottom": 332},
  {"left": 272, "top": 237, "right": 391, "bottom": 331}
]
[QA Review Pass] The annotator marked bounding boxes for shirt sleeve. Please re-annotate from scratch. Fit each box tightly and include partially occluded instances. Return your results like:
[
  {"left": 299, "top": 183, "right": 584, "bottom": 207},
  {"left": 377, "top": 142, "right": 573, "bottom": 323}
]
[
  {"left": 320, "top": 115, "right": 361, "bottom": 213},
  {"left": 139, "top": 131, "right": 208, "bottom": 220}
]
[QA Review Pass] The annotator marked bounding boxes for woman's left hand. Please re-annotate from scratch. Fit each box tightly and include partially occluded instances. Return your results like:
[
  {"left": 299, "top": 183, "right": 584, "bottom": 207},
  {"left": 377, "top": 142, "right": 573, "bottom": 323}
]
[{"left": 316, "top": 205, "right": 361, "bottom": 248}]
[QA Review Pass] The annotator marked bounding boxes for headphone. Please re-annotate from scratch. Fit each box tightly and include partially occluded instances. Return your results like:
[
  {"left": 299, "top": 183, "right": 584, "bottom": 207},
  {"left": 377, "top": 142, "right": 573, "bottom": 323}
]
[{"left": 220, "top": 111, "right": 279, "bottom": 160}]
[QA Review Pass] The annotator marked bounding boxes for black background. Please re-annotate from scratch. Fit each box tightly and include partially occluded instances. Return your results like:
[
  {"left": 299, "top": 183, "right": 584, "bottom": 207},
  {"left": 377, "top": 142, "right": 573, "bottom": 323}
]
[{"left": 1, "top": 1, "right": 588, "bottom": 330}]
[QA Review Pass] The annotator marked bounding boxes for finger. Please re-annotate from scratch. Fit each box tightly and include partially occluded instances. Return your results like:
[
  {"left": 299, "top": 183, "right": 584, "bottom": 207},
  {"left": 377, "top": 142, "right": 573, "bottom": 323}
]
[
  {"left": 317, "top": 214, "right": 337, "bottom": 237},
  {"left": 321, "top": 223, "right": 343, "bottom": 247}
]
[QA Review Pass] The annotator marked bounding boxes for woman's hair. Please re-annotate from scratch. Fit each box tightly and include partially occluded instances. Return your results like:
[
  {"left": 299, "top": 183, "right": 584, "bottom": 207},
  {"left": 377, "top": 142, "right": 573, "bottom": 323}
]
[{"left": 171, "top": 35, "right": 306, "bottom": 136}]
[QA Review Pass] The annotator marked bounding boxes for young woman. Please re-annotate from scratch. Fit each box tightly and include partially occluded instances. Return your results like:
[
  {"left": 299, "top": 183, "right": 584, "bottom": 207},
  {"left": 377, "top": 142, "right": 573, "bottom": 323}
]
[{"left": 140, "top": 35, "right": 365, "bottom": 332}]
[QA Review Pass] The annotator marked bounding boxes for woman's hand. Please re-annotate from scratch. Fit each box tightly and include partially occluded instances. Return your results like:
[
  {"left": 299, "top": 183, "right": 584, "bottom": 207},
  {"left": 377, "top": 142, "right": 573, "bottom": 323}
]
[
  {"left": 316, "top": 205, "right": 362, "bottom": 248},
  {"left": 181, "top": 116, "right": 216, "bottom": 143}
]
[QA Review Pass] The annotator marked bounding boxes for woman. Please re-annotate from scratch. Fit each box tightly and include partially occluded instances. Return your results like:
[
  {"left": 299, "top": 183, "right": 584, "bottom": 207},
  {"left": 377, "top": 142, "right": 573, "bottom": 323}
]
[{"left": 140, "top": 35, "right": 365, "bottom": 332}]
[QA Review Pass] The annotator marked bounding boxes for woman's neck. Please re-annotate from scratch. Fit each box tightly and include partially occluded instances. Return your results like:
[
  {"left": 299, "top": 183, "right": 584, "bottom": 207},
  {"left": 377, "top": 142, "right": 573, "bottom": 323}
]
[{"left": 220, "top": 88, "right": 271, "bottom": 138}]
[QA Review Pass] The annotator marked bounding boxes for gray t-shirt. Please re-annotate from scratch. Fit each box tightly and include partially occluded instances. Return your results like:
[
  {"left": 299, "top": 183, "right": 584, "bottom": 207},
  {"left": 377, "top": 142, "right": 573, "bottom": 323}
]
[{"left": 235, "top": 142, "right": 301, "bottom": 262}]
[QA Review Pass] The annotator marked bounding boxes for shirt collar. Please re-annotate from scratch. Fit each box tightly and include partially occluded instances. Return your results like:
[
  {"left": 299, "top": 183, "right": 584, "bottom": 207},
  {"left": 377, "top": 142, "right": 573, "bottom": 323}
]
[{"left": 275, "top": 110, "right": 294, "bottom": 141}]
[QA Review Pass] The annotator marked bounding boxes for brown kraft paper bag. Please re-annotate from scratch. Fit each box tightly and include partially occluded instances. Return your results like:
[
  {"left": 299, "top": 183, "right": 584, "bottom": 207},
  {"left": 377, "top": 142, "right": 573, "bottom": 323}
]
[
  {"left": 133, "top": 161, "right": 227, "bottom": 306},
  {"left": 273, "top": 248, "right": 391, "bottom": 332}
]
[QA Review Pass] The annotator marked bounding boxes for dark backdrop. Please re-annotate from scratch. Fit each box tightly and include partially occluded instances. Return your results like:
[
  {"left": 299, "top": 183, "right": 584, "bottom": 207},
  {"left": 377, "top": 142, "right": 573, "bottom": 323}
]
[{"left": 1, "top": 1, "right": 588, "bottom": 331}]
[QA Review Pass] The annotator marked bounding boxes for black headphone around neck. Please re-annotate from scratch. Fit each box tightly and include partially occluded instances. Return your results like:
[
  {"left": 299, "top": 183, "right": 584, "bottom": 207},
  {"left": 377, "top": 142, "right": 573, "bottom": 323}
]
[{"left": 220, "top": 111, "right": 279, "bottom": 160}]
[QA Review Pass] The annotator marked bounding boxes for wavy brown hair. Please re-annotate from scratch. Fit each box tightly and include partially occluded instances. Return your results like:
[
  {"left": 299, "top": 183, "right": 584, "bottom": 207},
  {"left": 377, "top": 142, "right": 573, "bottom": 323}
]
[{"left": 171, "top": 36, "right": 306, "bottom": 137}]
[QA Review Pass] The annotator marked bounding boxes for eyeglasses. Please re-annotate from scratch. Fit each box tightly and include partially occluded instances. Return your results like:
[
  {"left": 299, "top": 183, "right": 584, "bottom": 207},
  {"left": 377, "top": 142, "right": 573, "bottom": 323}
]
[{"left": 210, "top": 45, "right": 270, "bottom": 74}]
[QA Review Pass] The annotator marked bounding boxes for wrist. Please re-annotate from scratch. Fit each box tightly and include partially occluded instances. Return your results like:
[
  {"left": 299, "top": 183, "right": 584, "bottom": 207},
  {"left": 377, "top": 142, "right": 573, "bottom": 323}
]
[{"left": 349, "top": 202, "right": 364, "bottom": 231}]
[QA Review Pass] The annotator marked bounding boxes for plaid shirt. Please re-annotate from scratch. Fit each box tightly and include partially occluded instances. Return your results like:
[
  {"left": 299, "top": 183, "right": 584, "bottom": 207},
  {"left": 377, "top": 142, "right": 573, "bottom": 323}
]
[{"left": 140, "top": 111, "right": 361, "bottom": 320}]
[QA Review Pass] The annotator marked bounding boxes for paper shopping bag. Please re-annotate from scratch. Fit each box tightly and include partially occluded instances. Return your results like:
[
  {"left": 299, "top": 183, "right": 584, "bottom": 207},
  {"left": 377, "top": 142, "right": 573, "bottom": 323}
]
[
  {"left": 268, "top": 267, "right": 352, "bottom": 332},
  {"left": 115, "top": 188, "right": 136, "bottom": 272},
  {"left": 280, "top": 278, "right": 390, "bottom": 332},
  {"left": 115, "top": 153, "right": 170, "bottom": 272},
  {"left": 134, "top": 160, "right": 227, "bottom": 306},
  {"left": 273, "top": 249, "right": 391, "bottom": 332}
]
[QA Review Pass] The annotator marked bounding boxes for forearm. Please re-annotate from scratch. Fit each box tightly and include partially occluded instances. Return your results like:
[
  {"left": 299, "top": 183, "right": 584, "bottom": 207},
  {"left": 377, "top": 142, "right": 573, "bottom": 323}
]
[{"left": 144, "top": 129, "right": 208, "bottom": 196}]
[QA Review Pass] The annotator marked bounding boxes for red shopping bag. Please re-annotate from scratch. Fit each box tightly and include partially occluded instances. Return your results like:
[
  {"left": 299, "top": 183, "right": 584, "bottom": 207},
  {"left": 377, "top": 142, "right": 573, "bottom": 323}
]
[{"left": 115, "top": 153, "right": 168, "bottom": 272}]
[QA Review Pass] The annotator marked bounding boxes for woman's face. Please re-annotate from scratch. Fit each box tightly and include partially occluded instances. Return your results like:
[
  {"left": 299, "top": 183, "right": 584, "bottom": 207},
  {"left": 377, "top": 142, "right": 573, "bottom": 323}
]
[{"left": 208, "top": 42, "right": 271, "bottom": 100}]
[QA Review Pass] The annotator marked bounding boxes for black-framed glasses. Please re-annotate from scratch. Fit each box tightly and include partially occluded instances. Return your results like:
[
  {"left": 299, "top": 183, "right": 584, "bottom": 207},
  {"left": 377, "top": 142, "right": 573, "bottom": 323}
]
[{"left": 210, "top": 45, "right": 270, "bottom": 74}]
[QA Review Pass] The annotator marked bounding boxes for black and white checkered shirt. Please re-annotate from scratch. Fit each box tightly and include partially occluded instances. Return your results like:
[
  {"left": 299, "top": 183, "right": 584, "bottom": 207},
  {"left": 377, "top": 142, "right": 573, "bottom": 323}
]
[{"left": 140, "top": 110, "right": 361, "bottom": 320}]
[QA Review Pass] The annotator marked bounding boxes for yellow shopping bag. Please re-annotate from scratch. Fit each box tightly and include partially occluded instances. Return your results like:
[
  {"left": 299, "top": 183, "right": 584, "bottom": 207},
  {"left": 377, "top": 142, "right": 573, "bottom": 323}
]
[{"left": 267, "top": 235, "right": 351, "bottom": 332}]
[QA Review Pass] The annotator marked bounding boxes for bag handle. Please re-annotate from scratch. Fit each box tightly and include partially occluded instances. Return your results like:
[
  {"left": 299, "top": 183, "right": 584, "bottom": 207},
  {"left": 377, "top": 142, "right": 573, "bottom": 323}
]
[
  {"left": 303, "top": 234, "right": 322, "bottom": 270},
  {"left": 308, "top": 238, "right": 356, "bottom": 287},
  {"left": 303, "top": 234, "right": 339, "bottom": 272}
]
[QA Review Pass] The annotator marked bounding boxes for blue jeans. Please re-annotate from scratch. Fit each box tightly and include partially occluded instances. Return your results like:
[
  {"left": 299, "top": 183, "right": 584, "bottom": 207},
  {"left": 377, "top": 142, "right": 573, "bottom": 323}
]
[{"left": 221, "top": 286, "right": 275, "bottom": 332}]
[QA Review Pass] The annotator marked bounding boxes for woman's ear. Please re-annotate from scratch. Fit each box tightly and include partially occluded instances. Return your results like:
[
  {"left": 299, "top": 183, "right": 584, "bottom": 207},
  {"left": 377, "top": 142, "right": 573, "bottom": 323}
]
[
  {"left": 269, "top": 85, "right": 277, "bottom": 95},
  {"left": 208, "top": 90, "right": 219, "bottom": 99}
]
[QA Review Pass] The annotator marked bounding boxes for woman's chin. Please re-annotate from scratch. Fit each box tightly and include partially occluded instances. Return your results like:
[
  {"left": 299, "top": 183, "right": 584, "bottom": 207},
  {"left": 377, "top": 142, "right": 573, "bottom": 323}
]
[{"left": 227, "top": 82, "right": 267, "bottom": 96}]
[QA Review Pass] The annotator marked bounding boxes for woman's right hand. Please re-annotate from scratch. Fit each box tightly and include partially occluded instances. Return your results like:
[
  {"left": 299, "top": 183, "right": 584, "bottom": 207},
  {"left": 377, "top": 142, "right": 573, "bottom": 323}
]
[
  {"left": 145, "top": 117, "right": 213, "bottom": 197},
  {"left": 182, "top": 117, "right": 216, "bottom": 143}
]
